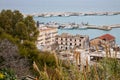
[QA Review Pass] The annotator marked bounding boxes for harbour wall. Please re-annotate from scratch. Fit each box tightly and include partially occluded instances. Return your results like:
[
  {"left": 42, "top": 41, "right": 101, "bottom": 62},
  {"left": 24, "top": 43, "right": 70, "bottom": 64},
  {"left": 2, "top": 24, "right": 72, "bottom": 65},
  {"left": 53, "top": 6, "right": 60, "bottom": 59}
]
[{"left": 24, "top": 11, "right": 120, "bottom": 17}]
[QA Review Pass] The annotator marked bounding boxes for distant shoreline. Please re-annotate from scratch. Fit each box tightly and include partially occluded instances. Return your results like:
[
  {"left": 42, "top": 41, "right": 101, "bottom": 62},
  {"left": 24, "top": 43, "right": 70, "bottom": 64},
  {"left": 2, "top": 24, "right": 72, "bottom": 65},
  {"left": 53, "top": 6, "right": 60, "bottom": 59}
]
[{"left": 24, "top": 11, "right": 120, "bottom": 17}]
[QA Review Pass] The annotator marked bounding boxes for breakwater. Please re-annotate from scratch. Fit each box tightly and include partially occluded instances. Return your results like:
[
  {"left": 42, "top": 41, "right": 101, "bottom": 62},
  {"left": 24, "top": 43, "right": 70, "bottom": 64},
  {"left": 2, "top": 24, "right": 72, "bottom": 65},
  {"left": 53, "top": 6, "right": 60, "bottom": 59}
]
[
  {"left": 38, "top": 21, "right": 120, "bottom": 31},
  {"left": 87, "top": 24, "right": 120, "bottom": 31},
  {"left": 39, "top": 22, "right": 120, "bottom": 31},
  {"left": 24, "top": 11, "right": 120, "bottom": 17}
]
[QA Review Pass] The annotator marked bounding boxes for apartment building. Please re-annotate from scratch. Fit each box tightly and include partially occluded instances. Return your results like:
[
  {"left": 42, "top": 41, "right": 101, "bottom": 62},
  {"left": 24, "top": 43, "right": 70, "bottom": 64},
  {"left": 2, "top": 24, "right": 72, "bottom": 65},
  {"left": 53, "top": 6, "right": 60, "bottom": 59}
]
[
  {"left": 56, "top": 33, "right": 89, "bottom": 50},
  {"left": 37, "top": 27, "right": 58, "bottom": 50}
]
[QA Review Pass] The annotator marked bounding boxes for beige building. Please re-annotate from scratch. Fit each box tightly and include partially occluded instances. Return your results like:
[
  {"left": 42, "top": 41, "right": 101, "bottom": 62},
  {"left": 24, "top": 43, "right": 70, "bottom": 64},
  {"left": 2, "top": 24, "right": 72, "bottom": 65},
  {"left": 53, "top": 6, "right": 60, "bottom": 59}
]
[
  {"left": 37, "top": 27, "right": 58, "bottom": 50},
  {"left": 90, "top": 34, "right": 116, "bottom": 51},
  {"left": 56, "top": 33, "right": 89, "bottom": 50},
  {"left": 98, "top": 34, "right": 115, "bottom": 47}
]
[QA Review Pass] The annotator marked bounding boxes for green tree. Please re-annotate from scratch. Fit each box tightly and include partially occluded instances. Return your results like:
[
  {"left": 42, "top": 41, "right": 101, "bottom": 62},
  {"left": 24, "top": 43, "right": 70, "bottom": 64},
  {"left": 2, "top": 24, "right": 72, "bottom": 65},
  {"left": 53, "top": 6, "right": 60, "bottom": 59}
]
[
  {"left": 12, "top": 10, "right": 23, "bottom": 35},
  {"left": 15, "top": 22, "right": 27, "bottom": 40},
  {"left": 0, "top": 10, "right": 13, "bottom": 34},
  {"left": 0, "top": 9, "right": 39, "bottom": 42},
  {"left": 24, "top": 16, "right": 39, "bottom": 42}
]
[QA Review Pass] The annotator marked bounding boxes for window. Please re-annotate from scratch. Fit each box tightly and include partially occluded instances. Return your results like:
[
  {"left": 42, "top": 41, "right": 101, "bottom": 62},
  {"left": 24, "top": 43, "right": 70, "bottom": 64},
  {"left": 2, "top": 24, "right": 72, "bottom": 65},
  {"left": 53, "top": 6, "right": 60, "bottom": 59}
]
[
  {"left": 79, "top": 44, "right": 81, "bottom": 46},
  {"left": 66, "top": 47, "right": 67, "bottom": 50},
  {"left": 79, "top": 39, "right": 81, "bottom": 42},
  {"left": 66, "top": 38, "right": 67, "bottom": 41},
  {"left": 61, "top": 38, "right": 63, "bottom": 41},
  {"left": 80, "top": 37, "right": 84, "bottom": 39},
  {"left": 56, "top": 37, "right": 58, "bottom": 40},
  {"left": 103, "top": 38, "right": 106, "bottom": 41},
  {"left": 66, "top": 43, "right": 67, "bottom": 45},
  {"left": 70, "top": 43, "right": 72, "bottom": 46},
  {"left": 75, "top": 39, "right": 76, "bottom": 42},
  {"left": 70, "top": 39, "right": 72, "bottom": 41}
]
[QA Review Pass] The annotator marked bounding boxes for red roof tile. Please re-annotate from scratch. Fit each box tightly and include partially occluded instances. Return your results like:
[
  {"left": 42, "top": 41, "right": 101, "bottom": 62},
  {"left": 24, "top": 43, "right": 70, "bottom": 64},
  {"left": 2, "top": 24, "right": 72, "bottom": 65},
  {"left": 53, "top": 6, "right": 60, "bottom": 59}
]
[{"left": 99, "top": 34, "right": 115, "bottom": 41}]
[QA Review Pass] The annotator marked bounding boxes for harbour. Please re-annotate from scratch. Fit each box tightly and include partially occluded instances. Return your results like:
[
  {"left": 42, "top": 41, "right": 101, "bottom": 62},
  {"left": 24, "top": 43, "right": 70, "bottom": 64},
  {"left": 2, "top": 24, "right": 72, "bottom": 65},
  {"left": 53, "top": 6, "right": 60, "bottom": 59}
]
[
  {"left": 37, "top": 21, "right": 120, "bottom": 31},
  {"left": 24, "top": 11, "right": 120, "bottom": 17},
  {"left": 34, "top": 14, "right": 120, "bottom": 45}
]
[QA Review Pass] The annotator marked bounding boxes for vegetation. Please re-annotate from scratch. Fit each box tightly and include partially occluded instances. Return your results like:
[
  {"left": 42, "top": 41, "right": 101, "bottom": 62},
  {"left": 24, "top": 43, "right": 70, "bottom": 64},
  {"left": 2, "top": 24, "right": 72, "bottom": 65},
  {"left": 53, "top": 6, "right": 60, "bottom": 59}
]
[
  {"left": 0, "top": 68, "right": 17, "bottom": 80},
  {"left": 0, "top": 9, "right": 39, "bottom": 42},
  {"left": 32, "top": 56, "right": 120, "bottom": 80},
  {"left": 0, "top": 9, "right": 58, "bottom": 79}
]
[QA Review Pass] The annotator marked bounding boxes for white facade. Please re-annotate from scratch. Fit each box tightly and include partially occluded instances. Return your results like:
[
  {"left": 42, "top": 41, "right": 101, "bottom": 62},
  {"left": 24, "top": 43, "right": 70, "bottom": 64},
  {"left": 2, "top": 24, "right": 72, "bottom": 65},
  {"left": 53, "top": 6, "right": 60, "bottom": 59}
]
[{"left": 37, "top": 27, "right": 58, "bottom": 49}]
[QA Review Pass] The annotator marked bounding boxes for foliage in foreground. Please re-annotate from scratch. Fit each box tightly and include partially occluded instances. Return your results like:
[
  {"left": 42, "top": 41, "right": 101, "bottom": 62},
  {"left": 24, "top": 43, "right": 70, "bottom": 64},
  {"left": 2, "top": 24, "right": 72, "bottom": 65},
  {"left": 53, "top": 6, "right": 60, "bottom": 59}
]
[
  {"left": 0, "top": 68, "right": 17, "bottom": 80},
  {"left": 0, "top": 9, "right": 38, "bottom": 79},
  {"left": 33, "top": 56, "right": 120, "bottom": 80},
  {"left": 0, "top": 9, "right": 39, "bottom": 42}
]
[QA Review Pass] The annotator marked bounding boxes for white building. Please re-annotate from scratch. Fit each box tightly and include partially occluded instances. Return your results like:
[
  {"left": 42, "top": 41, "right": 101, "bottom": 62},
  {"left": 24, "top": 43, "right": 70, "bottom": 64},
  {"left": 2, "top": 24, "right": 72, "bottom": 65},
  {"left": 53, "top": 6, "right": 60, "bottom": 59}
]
[{"left": 37, "top": 27, "right": 58, "bottom": 50}]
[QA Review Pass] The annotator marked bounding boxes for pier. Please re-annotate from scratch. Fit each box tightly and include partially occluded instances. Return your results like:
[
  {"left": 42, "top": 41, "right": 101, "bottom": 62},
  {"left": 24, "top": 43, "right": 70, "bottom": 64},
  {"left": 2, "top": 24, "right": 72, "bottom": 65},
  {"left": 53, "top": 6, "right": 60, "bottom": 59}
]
[
  {"left": 86, "top": 24, "right": 120, "bottom": 31},
  {"left": 24, "top": 11, "right": 120, "bottom": 17},
  {"left": 38, "top": 21, "right": 120, "bottom": 31}
]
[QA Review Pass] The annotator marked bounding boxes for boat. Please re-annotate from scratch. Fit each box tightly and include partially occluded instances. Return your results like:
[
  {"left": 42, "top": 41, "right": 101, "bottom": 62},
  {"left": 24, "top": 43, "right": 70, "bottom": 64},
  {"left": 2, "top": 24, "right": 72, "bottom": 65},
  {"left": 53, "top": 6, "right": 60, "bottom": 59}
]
[
  {"left": 78, "top": 25, "right": 87, "bottom": 30},
  {"left": 62, "top": 25, "right": 73, "bottom": 30}
]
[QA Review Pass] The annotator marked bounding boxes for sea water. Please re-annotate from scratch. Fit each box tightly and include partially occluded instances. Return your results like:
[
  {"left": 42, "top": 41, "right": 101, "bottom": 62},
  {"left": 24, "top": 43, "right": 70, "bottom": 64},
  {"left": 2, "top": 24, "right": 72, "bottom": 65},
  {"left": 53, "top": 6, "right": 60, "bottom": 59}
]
[{"left": 34, "top": 15, "right": 120, "bottom": 26}]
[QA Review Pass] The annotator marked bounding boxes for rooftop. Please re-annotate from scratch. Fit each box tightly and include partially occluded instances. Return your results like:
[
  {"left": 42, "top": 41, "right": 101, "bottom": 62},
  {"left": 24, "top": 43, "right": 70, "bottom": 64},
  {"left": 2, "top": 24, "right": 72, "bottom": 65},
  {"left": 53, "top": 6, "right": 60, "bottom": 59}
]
[
  {"left": 99, "top": 34, "right": 115, "bottom": 41},
  {"left": 39, "top": 27, "right": 57, "bottom": 32},
  {"left": 56, "top": 33, "right": 88, "bottom": 39}
]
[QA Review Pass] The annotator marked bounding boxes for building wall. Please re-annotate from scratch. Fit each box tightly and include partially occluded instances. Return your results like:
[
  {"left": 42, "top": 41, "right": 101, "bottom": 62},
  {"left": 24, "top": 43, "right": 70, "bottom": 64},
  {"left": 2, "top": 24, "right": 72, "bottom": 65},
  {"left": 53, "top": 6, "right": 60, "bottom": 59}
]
[
  {"left": 56, "top": 34, "right": 89, "bottom": 50},
  {"left": 37, "top": 27, "right": 58, "bottom": 47},
  {"left": 100, "top": 39, "right": 115, "bottom": 48},
  {"left": 90, "top": 37, "right": 116, "bottom": 51}
]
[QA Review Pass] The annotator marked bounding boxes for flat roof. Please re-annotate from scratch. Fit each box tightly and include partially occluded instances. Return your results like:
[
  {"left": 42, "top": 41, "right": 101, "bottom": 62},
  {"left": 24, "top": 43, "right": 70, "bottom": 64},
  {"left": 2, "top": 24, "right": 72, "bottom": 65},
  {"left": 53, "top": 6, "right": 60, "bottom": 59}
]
[
  {"left": 99, "top": 34, "right": 115, "bottom": 41},
  {"left": 39, "top": 27, "right": 57, "bottom": 32},
  {"left": 56, "top": 33, "right": 88, "bottom": 38}
]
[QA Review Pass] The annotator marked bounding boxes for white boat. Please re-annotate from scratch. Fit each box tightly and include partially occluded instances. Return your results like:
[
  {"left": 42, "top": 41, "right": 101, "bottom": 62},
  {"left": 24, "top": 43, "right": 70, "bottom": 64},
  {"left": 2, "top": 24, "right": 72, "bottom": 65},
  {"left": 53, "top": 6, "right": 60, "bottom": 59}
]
[
  {"left": 63, "top": 26, "right": 73, "bottom": 30},
  {"left": 78, "top": 25, "right": 87, "bottom": 30},
  {"left": 64, "top": 14, "right": 70, "bottom": 17}
]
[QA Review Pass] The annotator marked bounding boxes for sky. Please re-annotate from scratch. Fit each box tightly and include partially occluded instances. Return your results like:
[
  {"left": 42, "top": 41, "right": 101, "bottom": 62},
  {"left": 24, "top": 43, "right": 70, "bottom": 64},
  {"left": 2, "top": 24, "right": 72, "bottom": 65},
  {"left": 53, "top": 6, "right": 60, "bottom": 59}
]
[{"left": 0, "top": 0, "right": 120, "bottom": 13}]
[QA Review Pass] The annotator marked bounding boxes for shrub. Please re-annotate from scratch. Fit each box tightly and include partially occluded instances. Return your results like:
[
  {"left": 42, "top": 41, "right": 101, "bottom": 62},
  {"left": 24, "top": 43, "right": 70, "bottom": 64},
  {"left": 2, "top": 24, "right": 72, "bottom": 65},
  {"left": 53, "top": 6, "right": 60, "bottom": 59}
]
[{"left": 0, "top": 68, "right": 17, "bottom": 80}]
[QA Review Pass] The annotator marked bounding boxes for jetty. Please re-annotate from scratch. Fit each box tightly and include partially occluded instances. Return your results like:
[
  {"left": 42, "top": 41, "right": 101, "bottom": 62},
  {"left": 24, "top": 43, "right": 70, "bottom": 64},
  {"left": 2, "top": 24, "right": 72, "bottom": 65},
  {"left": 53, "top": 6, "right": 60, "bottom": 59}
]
[
  {"left": 38, "top": 21, "right": 120, "bottom": 31},
  {"left": 86, "top": 24, "right": 120, "bottom": 31},
  {"left": 86, "top": 25, "right": 112, "bottom": 31},
  {"left": 24, "top": 11, "right": 120, "bottom": 17}
]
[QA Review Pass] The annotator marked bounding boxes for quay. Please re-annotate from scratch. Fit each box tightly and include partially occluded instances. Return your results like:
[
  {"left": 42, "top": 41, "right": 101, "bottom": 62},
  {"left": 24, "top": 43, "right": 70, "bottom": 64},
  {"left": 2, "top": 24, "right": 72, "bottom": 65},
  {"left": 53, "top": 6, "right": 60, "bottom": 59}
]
[
  {"left": 86, "top": 24, "right": 120, "bottom": 31},
  {"left": 58, "top": 24, "right": 120, "bottom": 31},
  {"left": 24, "top": 11, "right": 120, "bottom": 17},
  {"left": 38, "top": 21, "right": 120, "bottom": 31},
  {"left": 86, "top": 25, "right": 112, "bottom": 31}
]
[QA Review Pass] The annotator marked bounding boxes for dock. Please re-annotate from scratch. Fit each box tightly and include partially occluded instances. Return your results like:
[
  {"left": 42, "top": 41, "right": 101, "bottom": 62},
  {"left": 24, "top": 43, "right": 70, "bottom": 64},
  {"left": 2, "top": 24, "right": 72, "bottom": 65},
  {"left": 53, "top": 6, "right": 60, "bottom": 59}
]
[
  {"left": 86, "top": 24, "right": 120, "bottom": 31},
  {"left": 24, "top": 11, "right": 120, "bottom": 17},
  {"left": 38, "top": 21, "right": 120, "bottom": 31}
]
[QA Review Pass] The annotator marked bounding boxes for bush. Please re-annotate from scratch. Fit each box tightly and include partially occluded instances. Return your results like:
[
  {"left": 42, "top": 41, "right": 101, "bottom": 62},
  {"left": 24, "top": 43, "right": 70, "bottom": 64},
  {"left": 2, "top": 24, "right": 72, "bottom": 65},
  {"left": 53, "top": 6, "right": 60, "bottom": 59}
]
[{"left": 0, "top": 68, "right": 17, "bottom": 80}]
